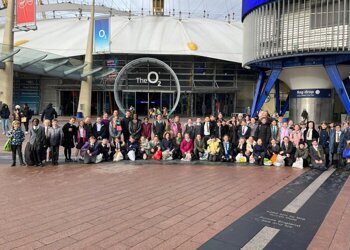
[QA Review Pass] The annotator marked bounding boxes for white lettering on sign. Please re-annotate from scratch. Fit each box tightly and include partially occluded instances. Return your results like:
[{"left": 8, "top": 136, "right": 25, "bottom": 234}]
[{"left": 136, "top": 71, "right": 162, "bottom": 86}]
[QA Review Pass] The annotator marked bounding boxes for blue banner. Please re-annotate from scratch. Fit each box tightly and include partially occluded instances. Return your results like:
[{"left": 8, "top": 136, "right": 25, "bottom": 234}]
[
  {"left": 290, "top": 89, "right": 332, "bottom": 98},
  {"left": 94, "top": 17, "right": 110, "bottom": 53},
  {"left": 242, "top": 0, "right": 271, "bottom": 19}
]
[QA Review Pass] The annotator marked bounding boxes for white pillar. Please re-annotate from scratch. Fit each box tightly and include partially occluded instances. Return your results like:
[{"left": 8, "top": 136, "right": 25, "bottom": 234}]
[{"left": 77, "top": 0, "right": 95, "bottom": 117}]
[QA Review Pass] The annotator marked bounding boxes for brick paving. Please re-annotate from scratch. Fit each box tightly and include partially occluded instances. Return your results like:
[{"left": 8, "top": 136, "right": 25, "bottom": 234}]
[
  {"left": 308, "top": 176, "right": 350, "bottom": 250},
  {"left": 0, "top": 160, "right": 304, "bottom": 249}
]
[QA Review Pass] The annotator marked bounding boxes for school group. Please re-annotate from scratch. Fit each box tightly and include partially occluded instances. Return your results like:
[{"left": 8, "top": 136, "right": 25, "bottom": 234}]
[{"left": 2, "top": 103, "right": 350, "bottom": 171}]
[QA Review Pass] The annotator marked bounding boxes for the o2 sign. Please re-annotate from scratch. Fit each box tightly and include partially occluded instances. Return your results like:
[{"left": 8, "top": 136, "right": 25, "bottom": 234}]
[
  {"left": 136, "top": 71, "right": 162, "bottom": 86},
  {"left": 114, "top": 58, "right": 181, "bottom": 116}
]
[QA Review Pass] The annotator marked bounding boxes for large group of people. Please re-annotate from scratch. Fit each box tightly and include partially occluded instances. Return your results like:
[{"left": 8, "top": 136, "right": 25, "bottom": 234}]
[{"left": 1, "top": 103, "right": 350, "bottom": 171}]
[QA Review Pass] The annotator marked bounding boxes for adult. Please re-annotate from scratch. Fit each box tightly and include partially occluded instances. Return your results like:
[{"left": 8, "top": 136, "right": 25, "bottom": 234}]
[
  {"left": 153, "top": 114, "right": 166, "bottom": 140},
  {"left": 128, "top": 113, "right": 142, "bottom": 140},
  {"left": 41, "top": 103, "right": 57, "bottom": 122},
  {"left": 254, "top": 117, "right": 271, "bottom": 145},
  {"left": 309, "top": 139, "right": 327, "bottom": 171},
  {"left": 12, "top": 105, "right": 22, "bottom": 124},
  {"left": 237, "top": 120, "right": 251, "bottom": 140},
  {"left": 0, "top": 103, "right": 10, "bottom": 135},
  {"left": 280, "top": 136, "right": 294, "bottom": 166},
  {"left": 141, "top": 117, "right": 152, "bottom": 141},
  {"left": 92, "top": 117, "right": 107, "bottom": 140},
  {"left": 28, "top": 118, "right": 45, "bottom": 166},
  {"left": 329, "top": 124, "right": 341, "bottom": 167},
  {"left": 121, "top": 110, "right": 132, "bottom": 141},
  {"left": 22, "top": 103, "right": 32, "bottom": 134},
  {"left": 304, "top": 121, "right": 319, "bottom": 148},
  {"left": 62, "top": 117, "right": 77, "bottom": 162},
  {"left": 48, "top": 119, "right": 64, "bottom": 165},
  {"left": 318, "top": 122, "right": 330, "bottom": 167}
]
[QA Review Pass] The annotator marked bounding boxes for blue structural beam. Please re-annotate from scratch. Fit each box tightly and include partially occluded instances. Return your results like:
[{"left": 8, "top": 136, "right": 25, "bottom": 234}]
[
  {"left": 254, "top": 69, "right": 282, "bottom": 116},
  {"left": 251, "top": 71, "right": 265, "bottom": 117},
  {"left": 325, "top": 65, "right": 350, "bottom": 115},
  {"left": 280, "top": 94, "right": 289, "bottom": 116},
  {"left": 275, "top": 80, "right": 280, "bottom": 115}
]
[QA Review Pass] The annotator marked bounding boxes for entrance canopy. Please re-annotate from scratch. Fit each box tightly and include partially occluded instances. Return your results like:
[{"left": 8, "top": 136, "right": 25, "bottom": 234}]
[{"left": 0, "top": 43, "right": 115, "bottom": 81}]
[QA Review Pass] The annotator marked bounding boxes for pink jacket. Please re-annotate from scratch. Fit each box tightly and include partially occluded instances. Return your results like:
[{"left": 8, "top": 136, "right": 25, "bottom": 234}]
[
  {"left": 290, "top": 130, "right": 303, "bottom": 146},
  {"left": 180, "top": 139, "right": 193, "bottom": 154}
]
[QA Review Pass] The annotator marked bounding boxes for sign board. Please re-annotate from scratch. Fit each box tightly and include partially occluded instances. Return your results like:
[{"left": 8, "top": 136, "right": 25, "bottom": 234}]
[
  {"left": 16, "top": 0, "right": 36, "bottom": 27},
  {"left": 290, "top": 89, "right": 331, "bottom": 98},
  {"left": 94, "top": 17, "right": 110, "bottom": 53}
]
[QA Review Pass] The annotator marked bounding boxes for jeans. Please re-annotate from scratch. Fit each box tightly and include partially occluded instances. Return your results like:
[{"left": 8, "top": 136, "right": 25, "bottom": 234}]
[{"left": 1, "top": 118, "right": 9, "bottom": 134}]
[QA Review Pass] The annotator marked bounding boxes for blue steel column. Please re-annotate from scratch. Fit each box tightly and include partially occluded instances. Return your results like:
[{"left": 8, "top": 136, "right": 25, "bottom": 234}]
[
  {"left": 325, "top": 65, "right": 350, "bottom": 115},
  {"left": 251, "top": 71, "right": 265, "bottom": 117},
  {"left": 275, "top": 80, "right": 280, "bottom": 115},
  {"left": 254, "top": 69, "right": 282, "bottom": 116}
]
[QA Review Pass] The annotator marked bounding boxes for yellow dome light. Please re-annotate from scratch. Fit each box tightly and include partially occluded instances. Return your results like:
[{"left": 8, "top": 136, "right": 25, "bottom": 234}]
[
  {"left": 14, "top": 40, "right": 29, "bottom": 47},
  {"left": 187, "top": 42, "right": 198, "bottom": 51}
]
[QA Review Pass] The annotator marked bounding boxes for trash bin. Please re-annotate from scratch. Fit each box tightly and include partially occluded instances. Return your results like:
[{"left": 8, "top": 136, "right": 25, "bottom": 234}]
[{"left": 76, "top": 112, "right": 83, "bottom": 119}]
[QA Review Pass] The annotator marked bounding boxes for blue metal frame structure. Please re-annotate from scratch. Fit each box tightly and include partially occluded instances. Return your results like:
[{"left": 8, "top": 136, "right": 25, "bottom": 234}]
[
  {"left": 324, "top": 65, "right": 350, "bottom": 115},
  {"left": 251, "top": 71, "right": 265, "bottom": 117},
  {"left": 251, "top": 69, "right": 281, "bottom": 117}
]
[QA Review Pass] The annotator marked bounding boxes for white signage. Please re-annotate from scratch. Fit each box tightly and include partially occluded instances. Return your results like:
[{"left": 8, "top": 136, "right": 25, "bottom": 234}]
[{"left": 136, "top": 71, "right": 162, "bottom": 86}]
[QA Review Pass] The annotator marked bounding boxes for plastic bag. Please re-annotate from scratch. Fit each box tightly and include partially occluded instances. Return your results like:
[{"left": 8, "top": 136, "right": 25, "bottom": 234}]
[
  {"left": 113, "top": 151, "right": 124, "bottom": 162},
  {"left": 3, "top": 138, "right": 12, "bottom": 152},
  {"left": 343, "top": 148, "right": 350, "bottom": 159},
  {"left": 292, "top": 157, "right": 304, "bottom": 169}
]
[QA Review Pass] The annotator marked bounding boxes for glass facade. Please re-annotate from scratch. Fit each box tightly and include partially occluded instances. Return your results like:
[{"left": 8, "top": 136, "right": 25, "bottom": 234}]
[{"left": 243, "top": 0, "right": 350, "bottom": 65}]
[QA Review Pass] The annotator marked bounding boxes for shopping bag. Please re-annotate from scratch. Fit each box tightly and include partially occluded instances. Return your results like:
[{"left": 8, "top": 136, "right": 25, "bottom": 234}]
[
  {"left": 271, "top": 154, "right": 278, "bottom": 164},
  {"left": 264, "top": 158, "right": 272, "bottom": 166},
  {"left": 292, "top": 158, "right": 304, "bottom": 169},
  {"left": 343, "top": 148, "right": 350, "bottom": 159},
  {"left": 127, "top": 151, "right": 136, "bottom": 161},
  {"left": 113, "top": 151, "right": 124, "bottom": 162},
  {"left": 95, "top": 153, "right": 103, "bottom": 163},
  {"left": 3, "top": 138, "right": 12, "bottom": 152}
]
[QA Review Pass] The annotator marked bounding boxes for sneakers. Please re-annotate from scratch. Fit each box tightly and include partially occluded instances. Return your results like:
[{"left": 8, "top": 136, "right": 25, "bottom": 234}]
[{"left": 11, "top": 163, "right": 15, "bottom": 167}]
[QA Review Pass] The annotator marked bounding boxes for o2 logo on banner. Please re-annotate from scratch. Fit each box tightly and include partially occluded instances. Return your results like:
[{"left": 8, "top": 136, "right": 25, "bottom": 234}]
[
  {"left": 136, "top": 72, "right": 162, "bottom": 86},
  {"left": 94, "top": 17, "right": 110, "bottom": 53},
  {"left": 18, "top": 0, "right": 34, "bottom": 9}
]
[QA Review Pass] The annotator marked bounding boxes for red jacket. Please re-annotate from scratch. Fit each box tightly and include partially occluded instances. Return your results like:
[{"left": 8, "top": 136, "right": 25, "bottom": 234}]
[
  {"left": 141, "top": 123, "right": 152, "bottom": 140},
  {"left": 180, "top": 139, "right": 193, "bottom": 154}
]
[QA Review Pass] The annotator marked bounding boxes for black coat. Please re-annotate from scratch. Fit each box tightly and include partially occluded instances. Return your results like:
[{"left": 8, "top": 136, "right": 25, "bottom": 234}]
[
  {"left": 234, "top": 142, "right": 247, "bottom": 156},
  {"left": 92, "top": 123, "right": 107, "bottom": 140},
  {"left": 153, "top": 120, "right": 166, "bottom": 139},
  {"left": 62, "top": 123, "right": 77, "bottom": 148},
  {"left": 237, "top": 126, "right": 251, "bottom": 140},
  {"left": 161, "top": 138, "right": 174, "bottom": 151},
  {"left": 121, "top": 117, "right": 132, "bottom": 138},
  {"left": 41, "top": 104, "right": 57, "bottom": 122},
  {"left": 303, "top": 129, "right": 319, "bottom": 141},
  {"left": 254, "top": 123, "right": 271, "bottom": 145}
]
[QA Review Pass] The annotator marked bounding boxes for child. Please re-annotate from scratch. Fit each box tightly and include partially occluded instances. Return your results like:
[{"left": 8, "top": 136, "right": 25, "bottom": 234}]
[
  {"left": 112, "top": 137, "right": 125, "bottom": 162},
  {"left": 48, "top": 119, "right": 64, "bottom": 165},
  {"left": 173, "top": 132, "right": 183, "bottom": 159},
  {"left": 253, "top": 138, "right": 266, "bottom": 166},
  {"left": 161, "top": 132, "right": 174, "bottom": 160},
  {"left": 8, "top": 121, "right": 25, "bottom": 167},
  {"left": 194, "top": 134, "right": 207, "bottom": 160},
  {"left": 207, "top": 135, "right": 221, "bottom": 162},
  {"left": 294, "top": 142, "right": 309, "bottom": 168},
  {"left": 80, "top": 136, "right": 100, "bottom": 164},
  {"left": 75, "top": 120, "right": 87, "bottom": 161},
  {"left": 98, "top": 138, "right": 110, "bottom": 162},
  {"left": 127, "top": 136, "right": 139, "bottom": 161},
  {"left": 266, "top": 138, "right": 280, "bottom": 158},
  {"left": 180, "top": 133, "right": 194, "bottom": 161},
  {"left": 139, "top": 136, "right": 151, "bottom": 160},
  {"left": 221, "top": 135, "right": 233, "bottom": 162}
]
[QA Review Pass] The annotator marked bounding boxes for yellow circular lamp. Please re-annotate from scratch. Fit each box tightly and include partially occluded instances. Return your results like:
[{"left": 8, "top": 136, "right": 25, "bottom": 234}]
[{"left": 187, "top": 42, "right": 198, "bottom": 51}]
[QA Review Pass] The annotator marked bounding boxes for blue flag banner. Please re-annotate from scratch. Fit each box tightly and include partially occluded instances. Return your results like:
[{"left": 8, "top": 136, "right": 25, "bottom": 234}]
[{"left": 94, "top": 17, "right": 110, "bottom": 53}]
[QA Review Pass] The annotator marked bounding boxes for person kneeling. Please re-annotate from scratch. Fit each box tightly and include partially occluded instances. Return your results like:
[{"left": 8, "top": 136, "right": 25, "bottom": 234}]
[
  {"left": 293, "top": 142, "right": 309, "bottom": 169},
  {"left": 98, "top": 138, "right": 110, "bottom": 162},
  {"left": 180, "top": 133, "right": 193, "bottom": 161},
  {"left": 221, "top": 135, "right": 233, "bottom": 162},
  {"left": 253, "top": 138, "right": 265, "bottom": 166},
  {"left": 309, "top": 139, "right": 327, "bottom": 171},
  {"left": 207, "top": 135, "right": 221, "bottom": 162},
  {"left": 126, "top": 136, "right": 139, "bottom": 161},
  {"left": 81, "top": 136, "right": 100, "bottom": 164}
]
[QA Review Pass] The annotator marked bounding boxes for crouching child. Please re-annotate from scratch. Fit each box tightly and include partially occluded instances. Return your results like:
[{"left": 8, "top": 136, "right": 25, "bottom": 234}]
[{"left": 80, "top": 136, "right": 100, "bottom": 164}]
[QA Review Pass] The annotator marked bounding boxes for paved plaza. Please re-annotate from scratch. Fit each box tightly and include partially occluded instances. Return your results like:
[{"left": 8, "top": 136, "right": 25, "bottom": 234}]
[{"left": 1, "top": 133, "right": 350, "bottom": 249}]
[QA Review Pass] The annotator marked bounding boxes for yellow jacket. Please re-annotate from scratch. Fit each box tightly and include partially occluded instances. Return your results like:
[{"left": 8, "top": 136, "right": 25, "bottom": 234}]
[{"left": 207, "top": 138, "right": 221, "bottom": 154}]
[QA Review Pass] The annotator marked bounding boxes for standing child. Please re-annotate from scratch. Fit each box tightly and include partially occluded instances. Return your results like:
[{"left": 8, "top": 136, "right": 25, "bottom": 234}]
[
  {"left": 48, "top": 119, "right": 64, "bottom": 165},
  {"left": 8, "top": 121, "right": 25, "bottom": 167}
]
